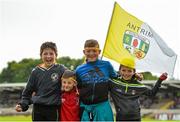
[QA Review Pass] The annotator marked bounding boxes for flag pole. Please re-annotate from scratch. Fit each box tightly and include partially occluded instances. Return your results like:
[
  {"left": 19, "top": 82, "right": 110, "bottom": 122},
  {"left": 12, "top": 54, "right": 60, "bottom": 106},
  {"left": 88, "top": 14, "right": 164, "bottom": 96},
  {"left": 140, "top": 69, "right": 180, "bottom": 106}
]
[
  {"left": 101, "top": 2, "right": 117, "bottom": 60},
  {"left": 171, "top": 55, "right": 177, "bottom": 78}
]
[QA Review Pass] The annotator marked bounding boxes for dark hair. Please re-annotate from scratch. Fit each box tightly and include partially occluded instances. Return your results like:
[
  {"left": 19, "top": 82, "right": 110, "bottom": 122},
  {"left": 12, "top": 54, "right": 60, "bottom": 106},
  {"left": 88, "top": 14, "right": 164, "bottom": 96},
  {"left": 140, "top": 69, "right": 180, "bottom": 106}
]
[
  {"left": 62, "top": 70, "right": 76, "bottom": 79},
  {"left": 84, "top": 39, "right": 99, "bottom": 48},
  {"left": 40, "top": 42, "right": 58, "bottom": 56}
]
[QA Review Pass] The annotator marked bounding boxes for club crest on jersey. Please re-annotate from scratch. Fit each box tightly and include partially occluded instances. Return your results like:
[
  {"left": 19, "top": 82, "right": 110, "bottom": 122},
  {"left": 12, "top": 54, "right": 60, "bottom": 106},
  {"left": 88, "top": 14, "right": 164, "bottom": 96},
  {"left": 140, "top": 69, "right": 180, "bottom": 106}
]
[
  {"left": 115, "top": 88, "right": 122, "bottom": 93},
  {"left": 123, "top": 30, "right": 150, "bottom": 59},
  {"left": 51, "top": 73, "right": 58, "bottom": 81},
  {"left": 132, "top": 90, "right": 136, "bottom": 95}
]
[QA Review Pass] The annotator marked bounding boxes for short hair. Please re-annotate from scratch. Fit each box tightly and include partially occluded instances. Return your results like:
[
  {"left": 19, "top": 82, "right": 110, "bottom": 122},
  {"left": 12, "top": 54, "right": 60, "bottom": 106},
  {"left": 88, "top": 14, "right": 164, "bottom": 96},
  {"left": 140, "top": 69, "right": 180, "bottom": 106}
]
[
  {"left": 62, "top": 70, "right": 76, "bottom": 79},
  {"left": 40, "top": 42, "right": 58, "bottom": 56},
  {"left": 84, "top": 39, "right": 100, "bottom": 48}
]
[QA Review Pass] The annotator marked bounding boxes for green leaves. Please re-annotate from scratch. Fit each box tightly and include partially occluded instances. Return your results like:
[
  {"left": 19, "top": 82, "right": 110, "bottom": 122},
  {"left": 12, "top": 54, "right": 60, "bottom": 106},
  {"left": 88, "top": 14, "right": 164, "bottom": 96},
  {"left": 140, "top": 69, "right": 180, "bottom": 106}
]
[{"left": 0, "top": 57, "right": 83, "bottom": 83}]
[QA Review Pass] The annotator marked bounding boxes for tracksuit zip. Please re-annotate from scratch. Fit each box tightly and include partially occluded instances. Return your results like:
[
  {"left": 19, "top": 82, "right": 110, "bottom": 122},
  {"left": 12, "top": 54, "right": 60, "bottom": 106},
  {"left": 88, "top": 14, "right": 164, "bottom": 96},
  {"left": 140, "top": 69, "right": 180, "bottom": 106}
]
[
  {"left": 91, "top": 81, "right": 96, "bottom": 102},
  {"left": 125, "top": 84, "right": 128, "bottom": 93}
]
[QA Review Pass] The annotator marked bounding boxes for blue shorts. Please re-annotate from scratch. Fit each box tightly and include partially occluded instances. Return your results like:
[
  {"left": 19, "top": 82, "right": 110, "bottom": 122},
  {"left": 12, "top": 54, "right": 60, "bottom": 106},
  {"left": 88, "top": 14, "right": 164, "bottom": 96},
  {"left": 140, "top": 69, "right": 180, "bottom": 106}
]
[{"left": 80, "top": 100, "right": 114, "bottom": 121}]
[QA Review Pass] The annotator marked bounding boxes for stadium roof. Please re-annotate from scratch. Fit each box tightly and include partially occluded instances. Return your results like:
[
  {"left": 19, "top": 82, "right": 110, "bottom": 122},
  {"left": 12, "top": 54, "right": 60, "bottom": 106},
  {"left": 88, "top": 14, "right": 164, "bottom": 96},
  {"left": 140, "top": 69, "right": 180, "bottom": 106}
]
[
  {"left": 142, "top": 80, "right": 180, "bottom": 89},
  {"left": 0, "top": 80, "right": 180, "bottom": 90}
]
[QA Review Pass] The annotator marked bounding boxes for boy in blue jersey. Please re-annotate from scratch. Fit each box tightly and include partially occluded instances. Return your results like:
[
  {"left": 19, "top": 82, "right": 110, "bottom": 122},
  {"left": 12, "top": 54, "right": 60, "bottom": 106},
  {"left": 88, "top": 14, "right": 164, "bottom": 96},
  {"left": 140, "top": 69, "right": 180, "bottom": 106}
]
[
  {"left": 75, "top": 39, "right": 118, "bottom": 121},
  {"left": 15, "top": 42, "right": 67, "bottom": 121}
]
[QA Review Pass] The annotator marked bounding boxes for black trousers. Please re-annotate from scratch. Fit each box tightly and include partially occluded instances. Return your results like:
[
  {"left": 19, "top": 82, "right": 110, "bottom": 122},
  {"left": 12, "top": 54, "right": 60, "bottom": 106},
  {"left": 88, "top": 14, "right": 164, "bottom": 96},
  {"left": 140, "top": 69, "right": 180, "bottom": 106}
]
[
  {"left": 32, "top": 104, "right": 59, "bottom": 122},
  {"left": 116, "top": 113, "right": 141, "bottom": 122}
]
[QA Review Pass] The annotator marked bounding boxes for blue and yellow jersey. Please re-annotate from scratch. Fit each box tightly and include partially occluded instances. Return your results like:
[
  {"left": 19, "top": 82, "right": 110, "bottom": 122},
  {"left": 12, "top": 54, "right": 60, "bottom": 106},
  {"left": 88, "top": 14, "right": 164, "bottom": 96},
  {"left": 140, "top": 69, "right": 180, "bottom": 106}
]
[{"left": 76, "top": 59, "right": 117, "bottom": 104}]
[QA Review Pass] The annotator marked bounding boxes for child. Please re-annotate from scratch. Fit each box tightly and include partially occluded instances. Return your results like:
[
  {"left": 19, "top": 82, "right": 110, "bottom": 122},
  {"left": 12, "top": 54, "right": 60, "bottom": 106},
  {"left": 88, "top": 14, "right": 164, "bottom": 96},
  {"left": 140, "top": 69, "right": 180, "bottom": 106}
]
[
  {"left": 75, "top": 39, "right": 118, "bottom": 121},
  {"left": 15, "top": 42, "right": 67, "bottom": 121},
  {"left": 60, "top": 70, "right": 80, "bottom": 121},
  {"left": 110, "top": 57, "right": 168, "bottom": 121}
]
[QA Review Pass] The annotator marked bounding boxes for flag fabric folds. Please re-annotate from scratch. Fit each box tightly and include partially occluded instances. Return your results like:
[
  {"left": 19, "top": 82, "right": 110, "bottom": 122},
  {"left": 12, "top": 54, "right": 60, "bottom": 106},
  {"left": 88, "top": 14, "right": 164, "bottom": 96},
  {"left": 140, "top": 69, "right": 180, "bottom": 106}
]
[{"left": 102, "top": 2, "right": 177, "bottom": 76}]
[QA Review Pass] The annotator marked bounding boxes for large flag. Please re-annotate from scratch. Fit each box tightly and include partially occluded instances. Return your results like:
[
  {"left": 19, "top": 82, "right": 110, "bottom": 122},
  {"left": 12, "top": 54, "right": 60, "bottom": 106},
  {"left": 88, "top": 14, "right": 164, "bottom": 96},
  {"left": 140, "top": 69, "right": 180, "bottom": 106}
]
[{"left": 102, "top": 2, "right": 177, "bottom": 76}]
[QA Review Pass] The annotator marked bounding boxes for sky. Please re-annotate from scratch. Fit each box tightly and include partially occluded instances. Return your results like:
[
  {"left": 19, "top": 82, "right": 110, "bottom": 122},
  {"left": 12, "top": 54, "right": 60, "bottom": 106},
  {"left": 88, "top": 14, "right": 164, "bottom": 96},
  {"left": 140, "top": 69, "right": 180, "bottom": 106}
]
[{"left": 0, "top": 0, "right": 180, "bottom": 79}]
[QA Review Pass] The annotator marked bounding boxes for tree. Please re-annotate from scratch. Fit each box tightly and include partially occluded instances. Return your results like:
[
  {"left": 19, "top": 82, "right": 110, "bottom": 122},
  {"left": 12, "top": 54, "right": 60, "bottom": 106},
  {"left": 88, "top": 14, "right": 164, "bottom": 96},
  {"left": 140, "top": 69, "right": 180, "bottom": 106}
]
[
  {"left": 57, "top": 56, "right": 84, "bottom": 70},
  {"left": 0, "top": 59, "right": 41, "bottom": 83},
  {"left": 142, "top": 72, "right": 158, "bottom": 80},
  {"left": 0, "top": 57, "right": 158, "bottom": 83},
  {"left": 0, "top": 57, "right": 83, "bottom": 83}
]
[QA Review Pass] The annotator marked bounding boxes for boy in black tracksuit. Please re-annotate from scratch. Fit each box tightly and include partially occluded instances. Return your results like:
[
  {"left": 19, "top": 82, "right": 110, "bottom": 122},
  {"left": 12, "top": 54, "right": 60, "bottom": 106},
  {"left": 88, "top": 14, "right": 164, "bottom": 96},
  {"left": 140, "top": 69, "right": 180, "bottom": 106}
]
[
  {"left": 110, "top": 58, "right": 167, "bottom": 121},
  {"left": 15, "top": 42, "right": 67, "bottom": 121}
]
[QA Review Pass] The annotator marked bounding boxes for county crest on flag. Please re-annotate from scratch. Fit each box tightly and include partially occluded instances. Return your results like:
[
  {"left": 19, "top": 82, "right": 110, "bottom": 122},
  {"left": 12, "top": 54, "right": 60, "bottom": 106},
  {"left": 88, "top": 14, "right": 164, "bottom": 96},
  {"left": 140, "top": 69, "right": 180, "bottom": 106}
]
[
  {"left": 102, "top": 2, "right": 177, "bottom": 76},
  {"left": 123, "top": 30, "right": 150, "bottom": 59}
]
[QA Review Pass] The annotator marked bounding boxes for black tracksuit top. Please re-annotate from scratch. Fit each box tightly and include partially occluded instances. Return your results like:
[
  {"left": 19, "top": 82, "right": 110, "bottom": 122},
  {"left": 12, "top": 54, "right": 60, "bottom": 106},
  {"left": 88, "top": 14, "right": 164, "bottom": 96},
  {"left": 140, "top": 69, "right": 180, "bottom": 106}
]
[
  {"left": 20, "top": 64, "right": 67, "bottom": 111},
  {"left": 110, "top": 77, "right": 163, "bottom": 120}
]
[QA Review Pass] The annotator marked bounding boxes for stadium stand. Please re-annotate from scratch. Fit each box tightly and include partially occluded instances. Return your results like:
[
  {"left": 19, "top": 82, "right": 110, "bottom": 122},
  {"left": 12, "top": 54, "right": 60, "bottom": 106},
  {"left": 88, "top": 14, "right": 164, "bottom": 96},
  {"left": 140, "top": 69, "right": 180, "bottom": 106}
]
[{"left": 0, "top": 80, "right": 180, "bottom": 120}]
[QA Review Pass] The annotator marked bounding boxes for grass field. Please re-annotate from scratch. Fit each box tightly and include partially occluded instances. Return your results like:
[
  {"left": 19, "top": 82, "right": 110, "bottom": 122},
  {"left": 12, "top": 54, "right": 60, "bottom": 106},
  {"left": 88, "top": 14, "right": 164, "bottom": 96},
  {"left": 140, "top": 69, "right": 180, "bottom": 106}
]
[
  {"left": 0, "top": 115, "right": 179, "bottom": 122},
  {"left": 0, "top": 115, "right": 31, "bottom": 122}
]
